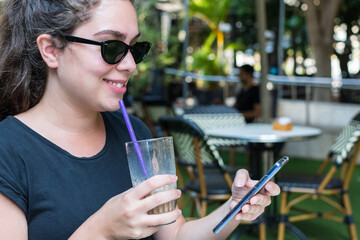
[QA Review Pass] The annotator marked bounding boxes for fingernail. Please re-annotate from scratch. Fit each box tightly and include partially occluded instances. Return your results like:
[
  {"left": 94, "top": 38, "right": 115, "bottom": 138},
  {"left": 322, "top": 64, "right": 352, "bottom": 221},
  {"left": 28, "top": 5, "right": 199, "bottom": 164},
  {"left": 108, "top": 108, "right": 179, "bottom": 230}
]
[
  {"left": 177, "top": 190, "right": 182, "bottom": 197},
  {"left": 236, "top": 178, "right": 244, "bottom": 187},
  {"left": 177, "top": 209, "right": 182, "bottom": 215}
]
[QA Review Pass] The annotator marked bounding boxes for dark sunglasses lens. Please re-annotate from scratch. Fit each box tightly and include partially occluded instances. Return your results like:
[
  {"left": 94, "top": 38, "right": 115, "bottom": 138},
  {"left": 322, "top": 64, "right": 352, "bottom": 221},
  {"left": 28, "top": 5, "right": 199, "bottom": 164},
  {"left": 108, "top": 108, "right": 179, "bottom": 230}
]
[
  {"left": 131, "top": 42, "right": 151, "bottom": 64},
  {"left": 103, "top": 41, "right": 127, "bottom": 64}
]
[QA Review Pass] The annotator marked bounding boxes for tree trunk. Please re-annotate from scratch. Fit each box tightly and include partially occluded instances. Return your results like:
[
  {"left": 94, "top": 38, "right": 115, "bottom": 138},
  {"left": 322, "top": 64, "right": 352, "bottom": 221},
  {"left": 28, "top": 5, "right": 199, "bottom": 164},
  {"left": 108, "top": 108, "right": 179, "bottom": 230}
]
[{"left": 303, "top": 0, "right": 342, "bottom": 101}]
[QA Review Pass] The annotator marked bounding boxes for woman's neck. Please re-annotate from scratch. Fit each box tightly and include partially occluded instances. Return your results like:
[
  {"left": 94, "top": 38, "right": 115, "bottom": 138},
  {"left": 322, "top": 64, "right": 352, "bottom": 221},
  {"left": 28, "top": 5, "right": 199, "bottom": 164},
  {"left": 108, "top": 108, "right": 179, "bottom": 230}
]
[{"left": 15, "top": 97, "right": 106, "bottom": 158}]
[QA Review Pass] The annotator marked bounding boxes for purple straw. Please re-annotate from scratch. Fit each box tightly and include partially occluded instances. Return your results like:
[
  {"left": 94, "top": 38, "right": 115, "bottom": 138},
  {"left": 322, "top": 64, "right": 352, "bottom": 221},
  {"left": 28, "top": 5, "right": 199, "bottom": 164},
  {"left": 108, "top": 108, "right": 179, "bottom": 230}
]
[{"left": 119, "top": 100, "right": 149, "bottom": 178}]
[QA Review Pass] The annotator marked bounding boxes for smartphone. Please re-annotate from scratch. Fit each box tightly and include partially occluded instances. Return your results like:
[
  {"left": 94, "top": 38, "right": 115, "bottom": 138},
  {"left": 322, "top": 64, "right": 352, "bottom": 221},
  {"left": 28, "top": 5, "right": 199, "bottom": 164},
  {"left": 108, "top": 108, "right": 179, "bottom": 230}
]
[{"left": 213, "top": 156, "right": 289, "bottom": 234}]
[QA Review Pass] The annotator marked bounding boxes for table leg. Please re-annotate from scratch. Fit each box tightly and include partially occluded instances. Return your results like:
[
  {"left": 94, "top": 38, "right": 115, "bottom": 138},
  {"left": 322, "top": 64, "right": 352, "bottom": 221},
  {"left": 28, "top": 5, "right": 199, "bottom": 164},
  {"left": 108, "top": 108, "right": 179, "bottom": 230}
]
[
  {"left": 246, "top": 142, "right": 286, "bottom": 240},
  {"left": 248, "top": 143, "right": 262, "bottom": 180},
  {"left": 263, "top": 143, "right": 275, "bottom": 176}
]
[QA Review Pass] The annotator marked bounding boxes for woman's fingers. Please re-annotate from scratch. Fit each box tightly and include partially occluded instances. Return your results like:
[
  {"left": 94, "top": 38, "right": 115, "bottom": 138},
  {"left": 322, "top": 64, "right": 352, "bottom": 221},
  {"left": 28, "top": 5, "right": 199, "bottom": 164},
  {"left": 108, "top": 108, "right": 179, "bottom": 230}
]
[
  {"left": 94, "top": 175, "right": 181, "bottom": 239},
  {"left": 249, "top": 193, "right": 271, "bottom": 207},
  {"left": 134, "top": 174, "right": 178, "bottom": 199},
  {"left": 131, "top": 175, "right": 182, "bottom": 226},
  {"left": 235, "top": 204, "right": 265, "bottom": 221},
  {"left": 230, "top": 170, "right": 279, "bottom": 222},
  {"left": 145, "top": 208, "right": 182, "bottom": 227},
  {"left": 264, "top": 181, "right": 281, "bottom": 196},
  {"left": 142, "top": 188, "right": 182, "bottom": 212},
  {"left": 234, "top": 169, "right": 249, "bottom": 187}
]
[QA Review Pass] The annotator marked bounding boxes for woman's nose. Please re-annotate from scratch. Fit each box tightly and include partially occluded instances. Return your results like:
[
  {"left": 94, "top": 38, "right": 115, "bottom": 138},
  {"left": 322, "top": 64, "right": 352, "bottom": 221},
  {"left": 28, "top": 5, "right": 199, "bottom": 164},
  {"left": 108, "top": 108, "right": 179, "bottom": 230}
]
[{"left": 116, "top": 50, "right": 137, "bottom": 73}]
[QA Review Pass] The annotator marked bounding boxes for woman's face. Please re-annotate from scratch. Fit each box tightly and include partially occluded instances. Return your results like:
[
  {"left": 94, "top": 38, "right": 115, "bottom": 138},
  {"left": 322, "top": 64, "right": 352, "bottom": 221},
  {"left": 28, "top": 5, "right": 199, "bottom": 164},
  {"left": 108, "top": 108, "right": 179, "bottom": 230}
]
[{"left": 54, "top": 0, "right": 139, "bottom": 112}]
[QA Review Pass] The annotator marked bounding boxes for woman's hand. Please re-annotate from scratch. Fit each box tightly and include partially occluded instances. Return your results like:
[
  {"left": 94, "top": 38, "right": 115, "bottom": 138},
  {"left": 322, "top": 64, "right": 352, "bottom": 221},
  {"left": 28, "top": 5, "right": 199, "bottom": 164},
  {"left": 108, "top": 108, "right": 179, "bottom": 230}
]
[
  {"left": 229, "top": 169, "right": 280, "bottom": 222},
  {"left": 82, "top": 174, "right": 182, "bottom": 240}
]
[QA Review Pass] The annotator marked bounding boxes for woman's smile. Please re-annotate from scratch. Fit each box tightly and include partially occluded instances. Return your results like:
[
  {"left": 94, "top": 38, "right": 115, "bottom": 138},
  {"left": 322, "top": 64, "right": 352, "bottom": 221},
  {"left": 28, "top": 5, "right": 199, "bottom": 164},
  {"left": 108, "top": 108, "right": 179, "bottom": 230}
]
[{"left": 104, "top": 79, "right": 127, "bottom": 94}]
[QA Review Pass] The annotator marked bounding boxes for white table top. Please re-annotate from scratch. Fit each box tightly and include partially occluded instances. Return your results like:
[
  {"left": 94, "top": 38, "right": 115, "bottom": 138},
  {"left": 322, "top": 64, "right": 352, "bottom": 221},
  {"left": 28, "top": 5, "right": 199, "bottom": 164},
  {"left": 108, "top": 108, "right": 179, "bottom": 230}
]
[{"left": 205, "top": 123, "right": 322, "bottom": 143}]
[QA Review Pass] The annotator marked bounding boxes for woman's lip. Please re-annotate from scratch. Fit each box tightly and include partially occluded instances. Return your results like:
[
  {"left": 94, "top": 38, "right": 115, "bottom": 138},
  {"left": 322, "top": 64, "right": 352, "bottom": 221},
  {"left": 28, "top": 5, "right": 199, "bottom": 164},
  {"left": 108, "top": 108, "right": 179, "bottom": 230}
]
[{"left": 104, "top": 79, "right": 127, "bottom": 94}]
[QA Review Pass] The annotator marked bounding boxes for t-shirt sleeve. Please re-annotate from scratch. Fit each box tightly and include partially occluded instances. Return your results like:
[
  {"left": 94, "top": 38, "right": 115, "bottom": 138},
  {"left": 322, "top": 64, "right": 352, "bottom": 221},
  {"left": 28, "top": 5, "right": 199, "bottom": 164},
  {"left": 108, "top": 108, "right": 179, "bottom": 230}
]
[{"left": 0, "top": 139, "right": 28, "bottom": 214}]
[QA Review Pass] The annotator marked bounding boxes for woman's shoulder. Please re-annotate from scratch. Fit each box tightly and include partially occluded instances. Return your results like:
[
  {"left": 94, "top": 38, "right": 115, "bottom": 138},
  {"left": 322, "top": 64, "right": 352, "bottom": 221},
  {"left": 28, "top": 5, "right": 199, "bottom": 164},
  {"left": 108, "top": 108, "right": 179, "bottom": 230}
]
[
  {"left": 0, "top": 116, "right": 26, "bottom": 170},
  {"left": 0, "top": 115, "right": 17, "bottom": 128},
  {"left": 0, "top": 116, "right": 24, "bottom": 143}
]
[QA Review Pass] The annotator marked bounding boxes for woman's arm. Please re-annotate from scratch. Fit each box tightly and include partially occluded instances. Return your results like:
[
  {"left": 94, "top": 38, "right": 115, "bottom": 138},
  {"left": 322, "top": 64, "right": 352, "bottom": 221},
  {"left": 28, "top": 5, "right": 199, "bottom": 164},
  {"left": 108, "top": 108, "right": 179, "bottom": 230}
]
[
  {"left": 155, "top": 169, "right": 280, "bottom": 240},
  {"left": 0, "top": 193, "right": 28, "bottom": 239}
]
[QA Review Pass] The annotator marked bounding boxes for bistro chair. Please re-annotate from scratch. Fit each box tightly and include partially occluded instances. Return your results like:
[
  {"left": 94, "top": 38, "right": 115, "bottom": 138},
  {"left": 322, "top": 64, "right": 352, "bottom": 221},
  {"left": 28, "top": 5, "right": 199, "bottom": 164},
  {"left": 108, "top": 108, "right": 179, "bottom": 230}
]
[
  {"left": 277, "top": 114, "right": 360, "bottom": 240},
  {"left": 183, "top": 105, "right": 247, "bottom": 166},
  {"left": 159, "top": 116, "right": 234, "bottom": 217}
]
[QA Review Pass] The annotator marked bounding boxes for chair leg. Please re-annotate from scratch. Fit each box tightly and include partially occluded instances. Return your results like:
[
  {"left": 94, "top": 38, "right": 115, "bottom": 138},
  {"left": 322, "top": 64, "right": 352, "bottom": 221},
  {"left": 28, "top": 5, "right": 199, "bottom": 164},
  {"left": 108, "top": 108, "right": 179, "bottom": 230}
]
[
  {"left": 179, "top": 194, "right": 193, "bottom": 215},
  {"left": 200, "top": 200, "right": 207, "bottom": 218},
  {"left": 343, "top": 192, "right": 358, "bottom": 240},
  {"left": 278, "top": 222, "right": 286, "bottom": 240},
  {"left": 349, "top": 226, "right": 358, "bottom": 240},
  {"left": 277, "top": 192, "right": 289, "bottom": 240},
  {"left": 194, "top": 198, "right": 201, "bottom": 217},
  {"left": 193, "top": 198, "right": 208, "bottom": 218},
  {"left": 258, "top": 214, "right": 267, "bottom": 240},
  {"left": 189, "top": 200, "right": 196, "bottom": 217}
]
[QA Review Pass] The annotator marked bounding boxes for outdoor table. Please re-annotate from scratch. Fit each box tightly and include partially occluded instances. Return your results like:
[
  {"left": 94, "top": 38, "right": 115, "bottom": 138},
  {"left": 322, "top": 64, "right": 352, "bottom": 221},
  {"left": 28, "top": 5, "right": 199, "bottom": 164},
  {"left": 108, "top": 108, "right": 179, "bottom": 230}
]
[{"left": 205, "top": 123, "right": 322, "bottom": 178}]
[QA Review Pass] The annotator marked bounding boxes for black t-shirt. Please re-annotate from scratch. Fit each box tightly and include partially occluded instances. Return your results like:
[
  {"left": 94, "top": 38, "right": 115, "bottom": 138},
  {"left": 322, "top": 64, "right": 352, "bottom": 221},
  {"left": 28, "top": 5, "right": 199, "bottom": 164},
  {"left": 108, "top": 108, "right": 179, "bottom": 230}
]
[
  {"left": 235, "top": 85, "right": 260, "bottom": 123},
  {"left": 0, "top": 111, "right": 154, "bottom": 240}
]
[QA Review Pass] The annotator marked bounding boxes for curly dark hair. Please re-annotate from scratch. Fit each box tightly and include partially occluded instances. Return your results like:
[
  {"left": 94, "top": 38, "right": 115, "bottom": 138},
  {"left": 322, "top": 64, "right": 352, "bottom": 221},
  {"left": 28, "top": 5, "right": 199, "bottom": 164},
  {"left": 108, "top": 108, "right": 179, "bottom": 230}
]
[{"left": 0, "top": 0, "right": 134, "bottom": 121}]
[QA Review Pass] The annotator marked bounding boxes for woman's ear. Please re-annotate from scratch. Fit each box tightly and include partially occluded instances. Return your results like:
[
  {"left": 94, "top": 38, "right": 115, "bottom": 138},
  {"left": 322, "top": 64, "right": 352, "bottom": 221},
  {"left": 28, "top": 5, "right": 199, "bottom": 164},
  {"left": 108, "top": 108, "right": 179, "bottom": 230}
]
[{"left": 37, "top": 34, "right": 59, "bottom": 68}]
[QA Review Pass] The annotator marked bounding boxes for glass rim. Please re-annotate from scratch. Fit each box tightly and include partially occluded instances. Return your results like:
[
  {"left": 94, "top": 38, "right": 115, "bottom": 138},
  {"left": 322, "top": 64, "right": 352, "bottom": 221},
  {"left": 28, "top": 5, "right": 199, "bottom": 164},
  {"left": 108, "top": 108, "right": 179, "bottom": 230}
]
[{"left": 125, "top": 136, "right": 173, "bottom": 145}]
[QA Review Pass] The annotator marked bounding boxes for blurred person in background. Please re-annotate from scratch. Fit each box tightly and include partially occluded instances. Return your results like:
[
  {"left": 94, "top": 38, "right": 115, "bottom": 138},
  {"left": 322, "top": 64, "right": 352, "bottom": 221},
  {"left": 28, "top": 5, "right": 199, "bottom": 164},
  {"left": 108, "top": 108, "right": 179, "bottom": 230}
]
[{"left": 233, "top": 64, "right": 261, "bottom": 123}]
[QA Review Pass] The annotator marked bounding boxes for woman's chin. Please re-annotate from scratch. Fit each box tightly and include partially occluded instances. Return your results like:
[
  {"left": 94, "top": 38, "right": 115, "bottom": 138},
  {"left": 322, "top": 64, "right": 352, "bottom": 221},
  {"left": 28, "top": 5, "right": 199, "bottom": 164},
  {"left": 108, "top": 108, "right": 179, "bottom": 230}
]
[{"left": 98, "top": 101, "right": 121, "bottom": 112}]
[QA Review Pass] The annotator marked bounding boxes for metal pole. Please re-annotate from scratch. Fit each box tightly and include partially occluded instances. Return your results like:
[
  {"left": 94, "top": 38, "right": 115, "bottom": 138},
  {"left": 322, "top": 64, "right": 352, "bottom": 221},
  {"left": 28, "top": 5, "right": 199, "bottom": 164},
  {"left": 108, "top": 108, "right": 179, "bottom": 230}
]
[
  {"left": 276, "top": 0, "right": 286, "bottom": 115},
  {"left": 182, "top": 0, "right": 189, "bottom": 102},
  {"left": 255, "top": 0, "right": 271, "bottom": 123},
  {"left": 305, "top": 85, "right": 311, "bottom": 125},
  {"left": 277, "top": 0, "right": 285, "bottom": 76}
]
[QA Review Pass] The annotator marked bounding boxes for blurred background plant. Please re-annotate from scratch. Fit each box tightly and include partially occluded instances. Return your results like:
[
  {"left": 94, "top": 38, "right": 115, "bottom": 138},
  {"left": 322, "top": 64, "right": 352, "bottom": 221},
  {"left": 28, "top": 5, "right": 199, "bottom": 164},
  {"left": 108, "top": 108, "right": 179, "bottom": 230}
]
[{"left": 128, "top": 0, "right": 360, "bottom": 103}]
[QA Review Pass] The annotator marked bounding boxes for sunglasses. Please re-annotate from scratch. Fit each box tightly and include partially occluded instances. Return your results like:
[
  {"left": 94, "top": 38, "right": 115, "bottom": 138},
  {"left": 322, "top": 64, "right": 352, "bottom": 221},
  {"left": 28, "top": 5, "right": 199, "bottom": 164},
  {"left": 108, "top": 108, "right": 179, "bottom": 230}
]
[{"left": 63, "top": 35, "right": 151, "bottom": 64}]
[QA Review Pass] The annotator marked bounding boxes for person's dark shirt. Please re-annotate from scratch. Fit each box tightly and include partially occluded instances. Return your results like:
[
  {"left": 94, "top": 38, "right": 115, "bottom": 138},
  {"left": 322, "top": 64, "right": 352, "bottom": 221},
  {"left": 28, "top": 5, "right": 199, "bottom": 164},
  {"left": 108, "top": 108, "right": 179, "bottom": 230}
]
[
  {"left": 0, "top": 111, "right": 154, "bottom": 240},
  {"left": 235, "top": 85, "right": 260, "bottom": 123}
]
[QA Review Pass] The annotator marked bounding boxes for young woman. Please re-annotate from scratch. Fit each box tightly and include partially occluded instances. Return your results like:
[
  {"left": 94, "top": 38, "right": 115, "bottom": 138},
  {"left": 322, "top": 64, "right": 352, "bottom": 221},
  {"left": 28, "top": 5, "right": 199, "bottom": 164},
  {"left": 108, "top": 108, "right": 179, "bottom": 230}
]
[{"left": 0, "top": 0, "right": 280, "bottom": 239}]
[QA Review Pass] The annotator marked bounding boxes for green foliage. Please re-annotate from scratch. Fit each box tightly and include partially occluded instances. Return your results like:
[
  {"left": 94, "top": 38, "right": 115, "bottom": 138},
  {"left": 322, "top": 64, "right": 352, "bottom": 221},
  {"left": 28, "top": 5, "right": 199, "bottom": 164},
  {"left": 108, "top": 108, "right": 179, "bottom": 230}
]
[
  {"left": 131, "top": 0, "right": 181, "bottom": 97},
  {"left": 186, "top": 0, "right": 232, "bottom": 77},
  {"left": 190, "top": 0, "right": 232, "bottom": 29},
  {"left": 190, "top": 48, "right": 226, "bottom": 76},
  {"left": 226, "top": 42, "right": 247, "bottom": 52}
]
